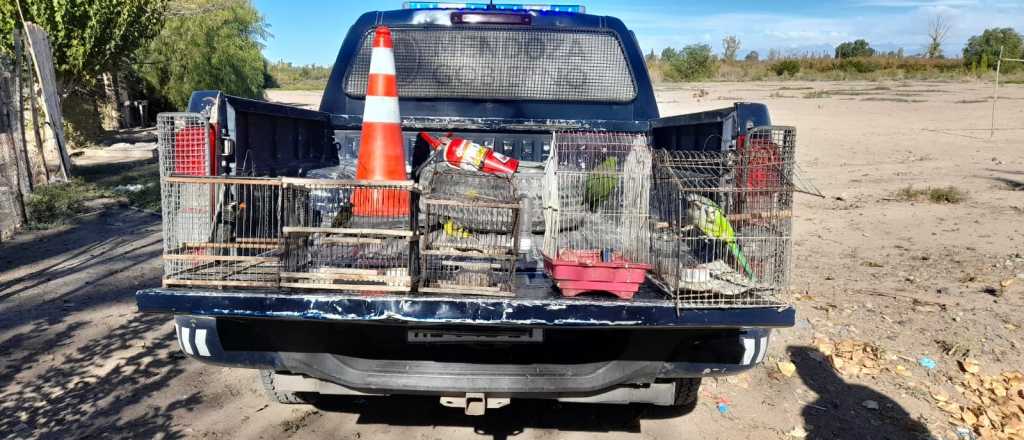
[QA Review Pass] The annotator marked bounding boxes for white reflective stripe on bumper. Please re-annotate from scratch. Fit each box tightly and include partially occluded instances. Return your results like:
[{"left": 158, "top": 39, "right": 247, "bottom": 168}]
[
  {"left": 755, "top": 336, "right": 769, "bottom": 364},
  {"left": 174, "top": 323, "right": 183, "bottom": 352},
  {"left": 194, "top": 328, "right": 211, "bottom": 357},
  {"left": 180, "top": 326, "right": 194, "bottom": 355},
  {"left": 741, "top": 337, "right": 756, "bottom": 365}
]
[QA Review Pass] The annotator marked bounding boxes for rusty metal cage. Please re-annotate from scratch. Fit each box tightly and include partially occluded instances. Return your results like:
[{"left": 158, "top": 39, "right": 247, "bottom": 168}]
[
  {"left": 542, "top": 131, "right": 652, "bottom": 265},
  {"left": 161, "top": 176, "right": 283, "bottom": 288},
  {"left": 650, "top": 126, "right": 796, "bottom": 309},
  {"left": 419, "top": 168, "right": 519, "bottom": 296},
  {"left": 280, "top": 178, "right": 416, "bottom": 292},
  {"left": 157, "top": 113, "right": 211, "bottom": 178}
]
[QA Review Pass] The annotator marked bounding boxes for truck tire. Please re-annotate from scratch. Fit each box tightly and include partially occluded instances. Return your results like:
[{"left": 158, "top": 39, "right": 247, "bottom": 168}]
[
  {"left": 673, "top": 378, "right": 701, "bottom": 411},
  {"left": 260, "top": 370, "right": 317, "bottom": 405}
]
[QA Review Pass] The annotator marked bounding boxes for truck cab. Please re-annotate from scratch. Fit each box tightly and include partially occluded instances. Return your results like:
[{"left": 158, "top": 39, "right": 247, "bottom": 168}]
[{"left": 138, "top": 4, "right": 794, "bottom": 415}]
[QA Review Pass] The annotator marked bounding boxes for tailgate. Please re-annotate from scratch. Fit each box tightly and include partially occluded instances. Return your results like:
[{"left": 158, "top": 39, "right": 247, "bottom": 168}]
[{"left": 136, "top": 284, "right": 795, "bottom": 329}]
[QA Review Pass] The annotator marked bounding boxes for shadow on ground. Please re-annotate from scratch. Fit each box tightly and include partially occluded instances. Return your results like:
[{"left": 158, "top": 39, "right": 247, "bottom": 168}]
[
  {"left": 0, "top": 207, "right": 191, "bottom": 438},
  {"left": 312, "top": 394, "right": 691, "bottom": 440},
  {"left": 789, "top": 345, "right": 933, "bottom": 440}
]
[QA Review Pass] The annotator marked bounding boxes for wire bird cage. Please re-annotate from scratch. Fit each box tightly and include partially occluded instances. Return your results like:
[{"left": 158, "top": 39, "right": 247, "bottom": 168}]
[
  {"left": 161, "top": 176, "right": 283, "bottom": 288},
  {"left": 157, "top": 113, "right": 212, "bottom": 178},
  {"left": 542, "top": 131, "right": 653, "bottom": 299},
  {"left": 419, "top": 168, "right": 519, "bottom": 296},
  {"left": 650, "top": 126, "right": 796, "bottom": 309},
  {"left": 280, "top": 178, "right": 416, "bottom": 292}
]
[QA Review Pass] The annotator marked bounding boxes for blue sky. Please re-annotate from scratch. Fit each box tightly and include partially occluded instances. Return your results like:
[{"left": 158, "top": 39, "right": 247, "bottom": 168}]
[{"left": 254, "top": 0, "right": 1024, "bottom": 65}]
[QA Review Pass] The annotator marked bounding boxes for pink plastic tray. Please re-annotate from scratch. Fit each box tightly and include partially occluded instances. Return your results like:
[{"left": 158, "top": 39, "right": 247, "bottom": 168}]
[{"left": 544, "top": 250, "right": 651, "bottom": 300}]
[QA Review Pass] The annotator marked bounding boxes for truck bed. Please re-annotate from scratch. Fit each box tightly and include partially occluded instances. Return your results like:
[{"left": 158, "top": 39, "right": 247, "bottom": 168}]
[{"left": 137, "top": 272, "right": 794, "bottom": 328}]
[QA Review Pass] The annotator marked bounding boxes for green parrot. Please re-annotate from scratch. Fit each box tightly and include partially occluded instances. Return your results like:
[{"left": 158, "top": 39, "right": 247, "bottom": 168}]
[
  {"left": 583, "top": 157, "right": 619, "bottom": 211},
  {"left": 684, "top": 193, "right": 755, "bottom": 281}
]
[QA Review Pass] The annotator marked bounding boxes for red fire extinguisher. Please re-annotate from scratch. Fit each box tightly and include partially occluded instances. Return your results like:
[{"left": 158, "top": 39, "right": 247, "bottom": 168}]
[{"left": 419, "top": 132, "right": 519, "bottom": 175}]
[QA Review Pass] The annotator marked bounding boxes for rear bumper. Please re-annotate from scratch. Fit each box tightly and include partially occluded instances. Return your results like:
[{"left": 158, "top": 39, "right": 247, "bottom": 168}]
[
  {"left": 171, "top": 314, "right": 775, "bottom": 395},
  {"left": 138, "top": 288, "right": 795, "bottom": 328}
]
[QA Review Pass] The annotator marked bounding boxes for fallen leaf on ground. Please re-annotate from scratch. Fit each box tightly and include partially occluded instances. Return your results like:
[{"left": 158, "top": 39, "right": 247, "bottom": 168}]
[
  {"left": 787, "top": 426, "right": 808, "bottom": 438},
  {"left": 778, "top": 361, "right": 797, "bottom": 377},
  {"left": 960, "top": 358, "right": 981, "bottom": 374}
]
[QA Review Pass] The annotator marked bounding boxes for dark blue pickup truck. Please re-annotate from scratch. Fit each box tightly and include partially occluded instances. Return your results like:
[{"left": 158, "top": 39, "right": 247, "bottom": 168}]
[{"left": 137, "top": 4, "right": 794, "bottom": 415}]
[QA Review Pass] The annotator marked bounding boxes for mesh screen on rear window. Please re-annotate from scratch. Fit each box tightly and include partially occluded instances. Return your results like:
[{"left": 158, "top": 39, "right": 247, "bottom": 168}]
[{"left": 344, "top": 27, "right": 636, "bottom": 103}]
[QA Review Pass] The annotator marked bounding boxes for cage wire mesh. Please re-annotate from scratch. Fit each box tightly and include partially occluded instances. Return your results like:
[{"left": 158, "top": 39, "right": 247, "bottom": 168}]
[
  {"left": 157, "top": 113, "right": 211, "bottom": 178},
  {"left": 419, "top": 168, "right": 519, "bottom": 296},
  {"left": 650, "top": 126, "right": 795, "bottom": 308},
  {"left": 161, "top": 177, "right": 283, "bottom": 288},
  {"left": 280, "top": 178, "right": 416, "bottom": 292},
  {"left": 542, "top": 131, "right": 652, "bottom": 266}
]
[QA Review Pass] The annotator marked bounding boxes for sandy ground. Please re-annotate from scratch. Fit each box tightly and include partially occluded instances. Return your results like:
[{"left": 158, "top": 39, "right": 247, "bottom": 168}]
[{"left": 2, "top": 81, "right": 1023, "bottom": 440}]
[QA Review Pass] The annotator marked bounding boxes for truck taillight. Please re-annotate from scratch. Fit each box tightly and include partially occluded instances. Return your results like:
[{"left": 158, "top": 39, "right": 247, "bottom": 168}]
[
  {"left": 737, "top": 134, "right": 781, "bottom": 190},
  {"left": 172, "top": 123, "right": 217, "bottom": 176}
]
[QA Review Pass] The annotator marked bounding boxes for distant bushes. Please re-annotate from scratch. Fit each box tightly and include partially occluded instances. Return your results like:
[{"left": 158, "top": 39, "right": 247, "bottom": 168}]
[
  {"left": 266, "top": 61, "right": 333, "bottom": 90},
  {"left": 771, "top": 60, "right": 801, "bottom": 76},
  {"left": 647, "top": 54, "right": 972, "bottom": 82}
]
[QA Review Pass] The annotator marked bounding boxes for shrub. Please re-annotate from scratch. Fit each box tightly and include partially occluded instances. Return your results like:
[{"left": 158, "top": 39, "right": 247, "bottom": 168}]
[
  {"left": 771, "top": 60, "right": 801, "bottom": 76},
  {"left": 895, "top": 186, "right": 966, "bottom": 204},
  {"left": 25, "top": 180, "right": 112, "bottom": 228},
  {"left": 661, "top": 44, "right": 719, "bottom": 81},
  {"left": 838, "top": 58, "right": 880, "bottom": 73}
]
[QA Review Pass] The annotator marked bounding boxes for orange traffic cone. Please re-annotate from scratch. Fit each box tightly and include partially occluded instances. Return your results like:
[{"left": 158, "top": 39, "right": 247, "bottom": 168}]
[{"left": 352, "top": 25, "right": 410, "bottom": 217}]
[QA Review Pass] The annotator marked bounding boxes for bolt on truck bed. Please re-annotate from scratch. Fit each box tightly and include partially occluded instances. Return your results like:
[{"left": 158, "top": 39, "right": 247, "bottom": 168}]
[{"left": 138, "top": 5, "right": 794, "bottom": 411}]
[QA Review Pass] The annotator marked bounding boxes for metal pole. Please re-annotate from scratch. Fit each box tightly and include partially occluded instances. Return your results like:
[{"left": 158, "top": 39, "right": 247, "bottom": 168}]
[{"left": 990, "top": 46, "right": 1003, "bottom": 139}]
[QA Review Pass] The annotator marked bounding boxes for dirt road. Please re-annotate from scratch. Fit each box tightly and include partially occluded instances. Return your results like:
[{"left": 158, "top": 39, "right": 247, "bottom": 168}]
[{"left": 2, "top": 81, "right": 1023, "bottom": 439}]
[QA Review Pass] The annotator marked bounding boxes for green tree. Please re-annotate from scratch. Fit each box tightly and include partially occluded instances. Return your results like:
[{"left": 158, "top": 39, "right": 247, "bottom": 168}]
[
  {"left": 662, "top": 44, "right": 718, "bottom": 81},
  {"left": 722, "top": 35, "right": 740, "bottom": 62},
  {"left": 0, "top": 0, "right": 167, "bottom": 91},
  {"left": 744, "top": 50, "right": 760, "bottom": 62},
  {"left": 138, "top": 0, "right": 269, "bottom": 109},
  {"left": 963, "top": 27, "right": 1023, "bottom": 72},
  {"left": 835, "top": 39, "right": 875, "bottom": 58}
]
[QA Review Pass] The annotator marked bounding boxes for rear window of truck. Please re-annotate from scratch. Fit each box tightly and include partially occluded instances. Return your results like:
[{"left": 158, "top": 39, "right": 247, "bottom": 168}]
[{"left": 344, "top": 27, "right": 637, "bottom": 103}]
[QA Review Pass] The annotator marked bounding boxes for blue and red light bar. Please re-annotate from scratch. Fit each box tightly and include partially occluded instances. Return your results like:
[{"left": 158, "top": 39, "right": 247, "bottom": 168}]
[{"left": 403, "top": 2, "right": 586, "bottom": 13}]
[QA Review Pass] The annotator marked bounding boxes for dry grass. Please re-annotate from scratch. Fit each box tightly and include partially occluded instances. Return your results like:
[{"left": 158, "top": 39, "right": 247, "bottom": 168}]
[
  {"left": 895, "top": 185, "right": 967, "bottom": 204},
  {"left": 861, "top": 97, "right": 927, "bottom": 103},
  {"left": 803, "top": 90, "right": 831, "bottom": 99}
]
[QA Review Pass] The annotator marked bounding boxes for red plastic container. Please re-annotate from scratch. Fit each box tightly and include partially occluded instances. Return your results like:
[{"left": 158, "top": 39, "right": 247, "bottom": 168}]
[{"left": 544, "top": 250, "right": 651, "bottom": 300}]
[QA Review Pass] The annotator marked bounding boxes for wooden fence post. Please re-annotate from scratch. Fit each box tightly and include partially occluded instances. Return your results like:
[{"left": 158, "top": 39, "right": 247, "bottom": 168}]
[{"left": 11, "top": 28, "right": 33, "bottom": 192}]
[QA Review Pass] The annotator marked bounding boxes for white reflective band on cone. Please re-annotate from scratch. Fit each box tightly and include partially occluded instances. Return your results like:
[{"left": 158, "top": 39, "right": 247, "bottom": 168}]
[
  {"left": 369, "top": 48, "right": 396, "bottom": 74},
  {"left": 362, "top": 96, "right": 401, "bottom": 123}
]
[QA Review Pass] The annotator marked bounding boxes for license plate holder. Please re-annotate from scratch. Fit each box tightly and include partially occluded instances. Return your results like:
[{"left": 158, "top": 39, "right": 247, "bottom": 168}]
[{"left": 407, "top": 328, "right": 543, "bottom": 344}]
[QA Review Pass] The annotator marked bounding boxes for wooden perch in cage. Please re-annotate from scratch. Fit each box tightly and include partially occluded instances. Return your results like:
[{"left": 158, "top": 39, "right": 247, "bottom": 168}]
[
  {"left": 726, "top": 210, "right": 793, "bottom": 223},
  {"left": 282, "top": 226, "right": 414, "bottom": 237},
  {"left": 280, "top": 177, "right": 415, "bottom": 188},
  {"left": 180, "top": 241, "right": 280, "bottom": 251},
  {"left": 280, "top": 272, "right": 395, "bottom": 283}
]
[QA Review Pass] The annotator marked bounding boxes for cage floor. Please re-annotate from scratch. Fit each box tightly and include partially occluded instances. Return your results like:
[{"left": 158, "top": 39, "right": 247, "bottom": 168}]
[{"left": 208, "top": 268, "right": 789, "bottom": 310}]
